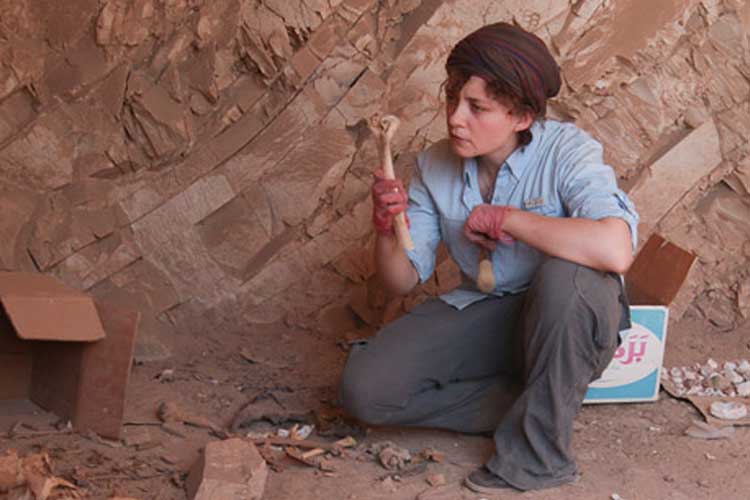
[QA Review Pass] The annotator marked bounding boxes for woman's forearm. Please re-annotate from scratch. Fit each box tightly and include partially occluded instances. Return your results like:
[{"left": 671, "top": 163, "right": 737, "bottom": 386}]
[
  {"left": 503, "top": 211, "right": 634, "bottom": 274},
  {"left": 375, "top": 233, "right": 420, "bottom": 295}
]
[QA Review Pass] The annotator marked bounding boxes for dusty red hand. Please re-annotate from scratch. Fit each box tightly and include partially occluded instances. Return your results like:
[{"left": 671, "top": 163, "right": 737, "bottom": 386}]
[
  {"left": 372, "top": 170, "right": 409, "bottom": 235},
  {"left": 464, "top": 205, "right": 514, "bottom": 250}
]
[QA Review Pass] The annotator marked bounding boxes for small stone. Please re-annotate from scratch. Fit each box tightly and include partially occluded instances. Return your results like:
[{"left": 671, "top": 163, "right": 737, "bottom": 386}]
[
  {"left": 701, "top": 359, "right": 719, "bottom": 376},
  {"left": 709, "top": 374, "right": 732, "bottom": 391},
  {"left": 725, "top": 368, "right": 744, "bottom": 384},
  {"left": 736, "top": 360, "right": 750, "bottom": 375},
  {"left": 426, "top": 473, "right": 446, "bottom": 487},
  {"left": 736, "top": 381, "right": 750, "bottom": 397},
  {"left": 276, "top": 428, "right": 290, "bottom": 438},
  {"left": 293, "top": 424, "right": 314, "bottom": 440},
  {"left": 185, "top": 438, "right": 267, "bottom": 500},
  {"left": 156, "top": 368, "right": 175, "bottom": 382},
  {"left": 377, "top": 444, "right": 411, "bottom": 471},
  {"left": 380, "top": 476, "right": 398, "bottom": 493},
  {"left": 710, "top": 401, "right": 748, "bottom": 420}
]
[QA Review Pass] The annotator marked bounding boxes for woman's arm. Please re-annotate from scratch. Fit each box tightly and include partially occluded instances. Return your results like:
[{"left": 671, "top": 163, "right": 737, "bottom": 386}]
[
  {"left": 503, "top": 211, "right": 634, "bottom": 274},
  {"left": 375, "top": 233, "right": 420, "bottom": 295}
]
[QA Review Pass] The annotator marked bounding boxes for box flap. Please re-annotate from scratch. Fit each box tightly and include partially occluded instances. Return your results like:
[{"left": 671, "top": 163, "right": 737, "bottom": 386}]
[
  {"left": 0, "top": 272, "right": 106, "bottom": 342},
  {"left": 625, "top": 234, "right": 696, "bottom": 306},
  {"left": 0, "top": 272, "right": 82, "bottom": 296}
]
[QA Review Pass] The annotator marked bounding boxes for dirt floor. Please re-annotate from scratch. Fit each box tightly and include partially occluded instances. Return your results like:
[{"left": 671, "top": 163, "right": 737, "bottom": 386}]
[{"left": 2, "top": 310, "right": 750, "bottom": 500}]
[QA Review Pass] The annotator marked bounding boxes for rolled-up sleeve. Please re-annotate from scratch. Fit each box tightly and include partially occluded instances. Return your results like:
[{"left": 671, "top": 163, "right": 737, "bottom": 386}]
[
  {"left": 558, "top": 133, "right": 640, "bottom": 251},
  {"left": 405, "top": 155, "right": 442, "bottom": 283}
]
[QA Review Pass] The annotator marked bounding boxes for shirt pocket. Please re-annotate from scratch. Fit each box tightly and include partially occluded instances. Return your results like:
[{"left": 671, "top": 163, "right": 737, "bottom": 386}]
[{"left": 522, "top": 203, "right": 559, "bottom": 217}]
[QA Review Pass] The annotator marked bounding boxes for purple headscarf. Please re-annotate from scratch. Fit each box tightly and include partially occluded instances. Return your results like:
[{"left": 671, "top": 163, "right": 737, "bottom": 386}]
[{"left": 446, "top": 22, "right": 561, "bottom": 125}]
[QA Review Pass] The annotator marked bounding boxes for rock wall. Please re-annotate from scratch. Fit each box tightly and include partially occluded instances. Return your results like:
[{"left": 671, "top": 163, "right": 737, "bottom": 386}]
[{"left": 1, "top": 0, "right": 748, "bottom": 356}]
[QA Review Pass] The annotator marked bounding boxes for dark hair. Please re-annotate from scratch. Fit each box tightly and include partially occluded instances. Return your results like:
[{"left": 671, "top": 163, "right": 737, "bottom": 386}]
[{"left": 445, "top": 22, "right": 561, "bottom": 145}]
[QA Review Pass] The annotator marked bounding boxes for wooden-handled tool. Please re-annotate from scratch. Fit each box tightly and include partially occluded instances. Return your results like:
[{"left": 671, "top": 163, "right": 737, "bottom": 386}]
[
  {"left": 476, "top": 247, "right": 495, "bottom": 293},
  {"left": 371, "top": 114, "right": 414, "bottom": 251}
]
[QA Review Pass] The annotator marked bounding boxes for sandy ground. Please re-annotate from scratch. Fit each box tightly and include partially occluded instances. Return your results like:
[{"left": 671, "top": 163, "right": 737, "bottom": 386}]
[{"left": 2, "top": 311, "right": 749, "bottom": 500}]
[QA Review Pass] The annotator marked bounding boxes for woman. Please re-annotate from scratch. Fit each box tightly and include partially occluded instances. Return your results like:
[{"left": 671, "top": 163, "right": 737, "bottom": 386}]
[{"left": 340, "top": 21, "right": 638, "bottom": 493}]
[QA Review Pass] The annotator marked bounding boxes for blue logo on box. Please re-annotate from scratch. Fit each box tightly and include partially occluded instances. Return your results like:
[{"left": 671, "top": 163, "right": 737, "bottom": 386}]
[{"left": 584, "top": 306, "right": 669, "bottom": 404}]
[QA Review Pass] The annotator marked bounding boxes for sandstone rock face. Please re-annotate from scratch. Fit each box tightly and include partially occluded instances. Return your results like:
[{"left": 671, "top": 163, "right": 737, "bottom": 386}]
[{"left": 0, "top": 0, "right": 749, "bottom": 347}]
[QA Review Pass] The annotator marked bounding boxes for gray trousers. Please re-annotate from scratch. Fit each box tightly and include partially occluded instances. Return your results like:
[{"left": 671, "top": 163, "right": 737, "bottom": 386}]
[{"left": 339, "top": 258, "right": 628, "bottom": 490}]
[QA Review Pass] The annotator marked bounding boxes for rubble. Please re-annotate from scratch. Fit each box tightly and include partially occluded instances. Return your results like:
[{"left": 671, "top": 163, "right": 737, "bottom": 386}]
[
  {"left": 0, "top": 450, "right": 79, "bottom": 500},
  {"left": 156, "top": 401, "right": 225, "bottom": 437},
  {"left": 661, "top": 358, "right": 750, "bottom": 398},
  {"left": 377, "top": 443, "right": 412, "bottom": 471}
]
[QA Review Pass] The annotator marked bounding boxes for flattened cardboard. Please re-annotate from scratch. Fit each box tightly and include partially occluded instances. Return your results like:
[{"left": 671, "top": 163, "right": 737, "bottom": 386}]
[{"left": 661, "top": 380, "right": 750, "bottom": 427}]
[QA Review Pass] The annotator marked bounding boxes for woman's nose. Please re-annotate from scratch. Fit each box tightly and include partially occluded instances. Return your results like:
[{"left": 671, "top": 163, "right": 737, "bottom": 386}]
[{"left": 447, "top": 101, "right": 464, "bottom": 128}]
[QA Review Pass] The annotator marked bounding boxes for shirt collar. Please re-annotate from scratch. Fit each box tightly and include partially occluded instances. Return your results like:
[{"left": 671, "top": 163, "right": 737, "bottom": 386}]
[
  {"left": 504, "top": 121, "right": 542, "bottom": 179},
  {"left": 462, "top": 121, "right": 543, "bottom": 184}
]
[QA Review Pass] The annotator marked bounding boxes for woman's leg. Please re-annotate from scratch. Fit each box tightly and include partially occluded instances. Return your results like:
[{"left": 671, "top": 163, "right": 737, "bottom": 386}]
[
  {"left": 485, "top": 257, "right": 625, "bottom": 490},
  {"left": 339, "top": 294, "right": 525, "bottom": 433}
]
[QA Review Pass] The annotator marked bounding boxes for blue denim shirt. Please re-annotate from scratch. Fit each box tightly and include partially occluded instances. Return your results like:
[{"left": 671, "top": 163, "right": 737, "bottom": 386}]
[{"left": 404, "top": 120, "right": 639, "bottom": 309}]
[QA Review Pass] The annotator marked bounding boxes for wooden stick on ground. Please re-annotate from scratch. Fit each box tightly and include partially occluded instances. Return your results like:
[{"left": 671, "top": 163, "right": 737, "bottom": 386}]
[{"left": 248, "top": 436, "right": 355, "bottom": 452}]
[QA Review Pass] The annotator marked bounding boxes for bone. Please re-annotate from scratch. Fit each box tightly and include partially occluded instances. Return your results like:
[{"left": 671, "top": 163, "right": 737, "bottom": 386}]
[{"left": 370, "top": 114, "right": 414, "bottom": 251}]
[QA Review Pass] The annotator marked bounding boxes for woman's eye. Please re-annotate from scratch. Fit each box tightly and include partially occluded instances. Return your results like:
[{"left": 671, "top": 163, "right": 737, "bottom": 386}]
[{"left": 470, "top": 103, "right": 485, "bottom": 112}]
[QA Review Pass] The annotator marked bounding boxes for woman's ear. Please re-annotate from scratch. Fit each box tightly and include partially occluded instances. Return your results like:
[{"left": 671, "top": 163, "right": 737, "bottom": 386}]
[{"left": 512, "top": 111, "right": 533, "bottom": 132}]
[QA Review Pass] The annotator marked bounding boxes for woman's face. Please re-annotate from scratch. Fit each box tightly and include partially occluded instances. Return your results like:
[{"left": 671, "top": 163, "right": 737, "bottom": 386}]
[{"left": 445, "top": 75, "right": 531, "bottom": 166}]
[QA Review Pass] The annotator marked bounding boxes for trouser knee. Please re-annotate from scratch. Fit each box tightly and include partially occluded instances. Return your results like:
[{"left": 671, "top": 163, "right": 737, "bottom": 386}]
[
  {"left": 528, "top": 258, "right": 581, "bottom": 310},
  {"left": 339, "top": 352, "right": 393, "bottom": 426},
  {"left": 525, "top": 257, "right": 621, "bottom": 351}
]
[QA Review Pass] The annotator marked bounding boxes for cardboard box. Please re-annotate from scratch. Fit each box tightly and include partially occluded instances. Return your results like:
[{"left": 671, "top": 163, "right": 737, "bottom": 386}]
[
  {"left": 0, "top": 272, "right": 139, "bottom": 439},
  {"left": 585, "top": 306, "right": 669, "bottom": 403}
]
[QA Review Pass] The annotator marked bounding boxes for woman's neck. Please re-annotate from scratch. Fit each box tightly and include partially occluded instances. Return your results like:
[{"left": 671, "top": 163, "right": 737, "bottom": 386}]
[{"left": 477, "top": 134, "right": 519, "bottom": 174}]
